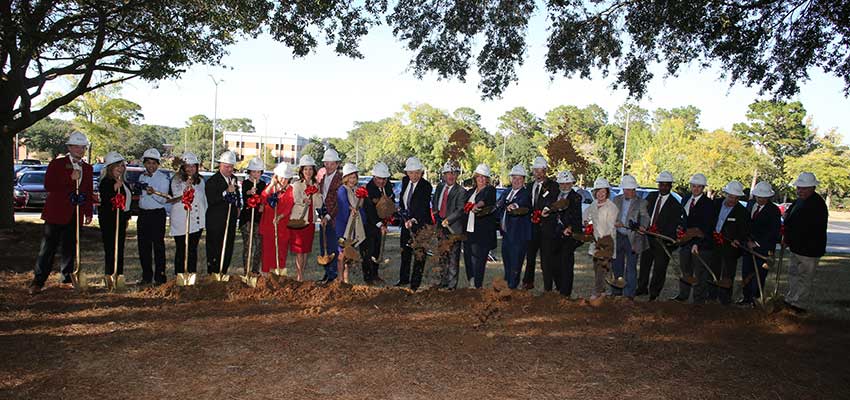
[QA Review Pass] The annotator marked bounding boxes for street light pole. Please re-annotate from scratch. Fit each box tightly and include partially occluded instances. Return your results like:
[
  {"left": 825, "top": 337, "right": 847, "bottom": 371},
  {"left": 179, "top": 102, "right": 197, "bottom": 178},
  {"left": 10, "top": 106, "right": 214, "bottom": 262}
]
[
  {"left": 209, "top": 74, "right": 222, "bottom": 171},
  {"left": 620, "top": 107, "right": 631, "bottom": 176}
]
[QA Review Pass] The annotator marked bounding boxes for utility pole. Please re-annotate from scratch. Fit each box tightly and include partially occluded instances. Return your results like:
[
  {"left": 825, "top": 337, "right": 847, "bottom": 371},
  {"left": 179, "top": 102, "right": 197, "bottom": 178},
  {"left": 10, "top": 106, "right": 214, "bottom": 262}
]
[
  {"left": 620, "top": 107, "right": 631, "bottom": 176},
  {"left": 209, "top": 74, "right": 222, "bottom": 171}
]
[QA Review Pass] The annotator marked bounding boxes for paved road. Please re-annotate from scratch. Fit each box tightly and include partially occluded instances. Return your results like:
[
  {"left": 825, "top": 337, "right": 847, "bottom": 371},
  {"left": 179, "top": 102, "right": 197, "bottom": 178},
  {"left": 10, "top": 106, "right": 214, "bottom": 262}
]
[{"left": 14, "top": 211, "right": 850, "bottom": 254}]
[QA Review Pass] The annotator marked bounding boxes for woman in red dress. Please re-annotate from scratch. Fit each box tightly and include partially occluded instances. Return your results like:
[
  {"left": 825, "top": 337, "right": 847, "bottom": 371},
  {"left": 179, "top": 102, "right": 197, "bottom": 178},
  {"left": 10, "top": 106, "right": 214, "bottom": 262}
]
[
  {"left": 259, "top": 163, "right": 294, "bottom": 276},
  {"left": 287, "top": 155, "right": 322, "bottom": 281}
]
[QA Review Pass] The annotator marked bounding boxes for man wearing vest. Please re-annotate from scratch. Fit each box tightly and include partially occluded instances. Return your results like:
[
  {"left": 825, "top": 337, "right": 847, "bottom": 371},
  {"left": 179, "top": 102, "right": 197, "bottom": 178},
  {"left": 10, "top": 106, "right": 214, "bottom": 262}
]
[
  {"left": 637, "top": 171, "right": 684, "bottom": 300},
  {"left": 433, "top": 161, "right": 467, "bottom": 289},
  {"left": 137, "top": 148, "right": 170, "bottom": 285},
  {"left": 31, "top": 131, "right": 94, "bottom": 294},
  {"left": 318, "top": 148, "right": 343, "bottom": 283},
  {"left": 521, "top": 156, "right": 559, "bottom": 290},
  {"left": 673, "top": 173, "right": 714, "bottom": 302},
  {"left": 783, "top": 172, "right": 829, "bottom": 313}
]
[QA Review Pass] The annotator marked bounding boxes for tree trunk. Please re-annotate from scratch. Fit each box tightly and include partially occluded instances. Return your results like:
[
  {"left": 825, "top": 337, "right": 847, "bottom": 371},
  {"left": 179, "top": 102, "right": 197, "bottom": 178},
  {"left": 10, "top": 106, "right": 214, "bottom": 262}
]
[
  {"left": 826, "top": 190, "right": 832, "bottom": 210},
  {"left": 0, "top": 134, "right": 16, "bottom": 230}
]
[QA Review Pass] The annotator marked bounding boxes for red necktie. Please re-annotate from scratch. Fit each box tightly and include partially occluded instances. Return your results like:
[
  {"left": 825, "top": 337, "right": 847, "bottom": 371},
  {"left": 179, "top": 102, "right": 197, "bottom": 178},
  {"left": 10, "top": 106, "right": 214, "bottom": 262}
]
[
  {"left": 689, "top": 197, "right": 696, "bottom": 213},
  {"left": 439, "top": 186, "right": 449, "bottom": 219},
  {"left": 752, "top": 205, "right": 761, "bottom": 220}
]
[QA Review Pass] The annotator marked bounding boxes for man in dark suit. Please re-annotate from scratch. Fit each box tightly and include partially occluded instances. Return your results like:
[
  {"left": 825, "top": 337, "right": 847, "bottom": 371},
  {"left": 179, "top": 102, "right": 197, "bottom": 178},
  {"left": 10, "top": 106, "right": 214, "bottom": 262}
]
[
  {"left": 673, "top": 173, "right": 715, "bottom": 302},
  {"left": 31, "top": 131, "right": 94, "bottom": 294},
  {"left": 540, "top": 171, "right": 583, "bottom": 296},
  {"left": 361, "top": 162, "right": 395, "bottom": 285},
  {"left": 397, "top": 157, "right": 433, "bottom": 291},
  {"left": 783, "top": 172, "right": 829, "bottom": 312},
  {"left": 433, "top": 161, "right": 467, "bottom": 289},
  {"left": 497, "top": 165, "right": 532, "bottom": 289},
  {"left": 205, "top": 151, "right": 240, "bottom": 275},
  {"left": 522, "top": 156, "right": 559, "bottom": 290},
  {"left": 637, "top": 171, "right": 684, "bottom": 300},
  {"left": 739, "top": 181, "right": 781, "bottom": 306},
  {"left": 704, "top": 181, "right": 750, "bottom": 305}
]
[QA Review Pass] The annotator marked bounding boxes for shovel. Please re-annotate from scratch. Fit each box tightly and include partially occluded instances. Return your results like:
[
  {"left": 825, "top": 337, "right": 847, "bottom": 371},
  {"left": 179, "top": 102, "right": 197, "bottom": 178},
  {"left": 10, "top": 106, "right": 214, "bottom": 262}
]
[
  {"left": 241, "top": 207, "right": 259, "bottom": 288},
  {"left": 106, "top": 202, "right": 126, "bottom": 291},
  {"left": 177, "top": 188, "right": 197, "bottom": 286},
  {"left": 693, "top": 250, "right": 721, "bottom": 286},
  {"left": 272, "top": 210, "right": 286, "bottom": 277},
  {"left": 70, "top": 178, "right": 88, "bottom": 290},
  {"left": 371, "top": 227, "right": 390, "bottom": 265},
  {"left": 211, "top": 203, "right": 232, "bottom": 282},
  {"left": 772, "top": 244, "right": 786, "bottom": 297},
  {"left": 317, "top": 222, "right": 336, "bottom": 266}
]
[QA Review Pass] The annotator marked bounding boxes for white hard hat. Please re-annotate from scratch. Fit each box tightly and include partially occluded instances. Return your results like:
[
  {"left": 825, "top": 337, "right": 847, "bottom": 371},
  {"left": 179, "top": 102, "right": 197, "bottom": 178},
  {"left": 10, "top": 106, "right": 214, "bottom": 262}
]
[
  {"left": 322, "top": 148, "right": 341, "bottom": 162},
  {"left": 182, "top": 152, "right": 199, "bottom": 165},
  {"left": 104, "top": 151, "right": 125, "bottom": 166},
  {"left": 793, "top": 172, "right": 819, "bottom": 188},
  {"left": 274, "top": 163, "right": 294, "bottom": 179},
  {"left": 66, "top": 131, "right": 90, "bottom": 146},
  {"left": 723, "top": 180, "right": 745, "bottom": 197},
  {"left": 342, "top": 162, "right": 359, "bottom": 177},
  {"left": 620, "top": 174, "right": 639, "bottom": 190},
  {"left": 404, "top": 157, "right": 424, "bottom": 172},
  {"left": 531, "top": 156, "right": 548, "bottom": 170},
  {"left": 247, "top": 157, "right": 264, "bottom": 171},
  {"left": 556, "top": 171, "right": 576, "bottom": 184},
  {"left": 656, "top": 171, "right": 674, "bottom": 183},
  {"left": 142, "top": 148, "right": 161, "bottom": 161},
  {"left": 298, "top": 155, "right": 317, "bottom": 167},
  {"left": 370, "top": 161, "right": 390, "bottom": 178},
  {"left": 593, "top": 177, "right": 611, "bottom": 190},
  {"left": 752, "top": 181, "right": 775, "bottom": 198},
  {"left": 509, "top": 164, "right": 527, "bottom": 177},
  {"left": 217, "top": 151, "right": 237, "bottom": 165},
  {"left": 441, "top": 161, "right": 460, "bottom": 174},
  {"left": 473, "top": 163, "right": 491, "bottom": 178},
  {"left": 689, "top": 173, "right": 708, "bottom": 186}
]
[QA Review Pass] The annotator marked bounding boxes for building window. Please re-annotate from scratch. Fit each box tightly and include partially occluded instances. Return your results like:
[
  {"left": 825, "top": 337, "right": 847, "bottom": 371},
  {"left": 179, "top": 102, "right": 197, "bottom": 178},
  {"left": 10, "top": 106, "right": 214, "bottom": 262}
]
[
  {"left": 255, "top": 143, "right": 259, "bottom": 149},
  {"left": 291, "top": 145, "right": 296, "bottom": 151}
]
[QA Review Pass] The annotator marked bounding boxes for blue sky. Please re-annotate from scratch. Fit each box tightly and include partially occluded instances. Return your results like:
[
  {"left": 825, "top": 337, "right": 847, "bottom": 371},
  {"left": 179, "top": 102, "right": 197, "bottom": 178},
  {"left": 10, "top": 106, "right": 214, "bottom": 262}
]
[{"left": 113, "top": 17, "right": 848, "bottom": 143}]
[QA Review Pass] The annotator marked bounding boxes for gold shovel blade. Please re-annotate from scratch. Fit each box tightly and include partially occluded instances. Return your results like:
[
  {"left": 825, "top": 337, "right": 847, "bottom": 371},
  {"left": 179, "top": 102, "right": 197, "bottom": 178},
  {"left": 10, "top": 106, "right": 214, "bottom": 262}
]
[
  {"left": 210, "top": 273, "right": 230, "bottom": 282},
  {"left": 71, "top": 272, "right": 88, "bottom": 290},
  {"left": 317, "top": 253, "right": 336, "bottom": 266},
  {"left": 241, "top": 275, "right": 259, "bottom": 288},
  {"left": 104, "top": 275, "right": 125, "bottom": 291},
  {"left": 176, "top": 273, "right": 197, "bottom": 286},
  {"left": 606, "top": 277, "right": 626, "bottom": 289},
  {"left": 272, "top": 268, "right": 287, "bottom": 277}
]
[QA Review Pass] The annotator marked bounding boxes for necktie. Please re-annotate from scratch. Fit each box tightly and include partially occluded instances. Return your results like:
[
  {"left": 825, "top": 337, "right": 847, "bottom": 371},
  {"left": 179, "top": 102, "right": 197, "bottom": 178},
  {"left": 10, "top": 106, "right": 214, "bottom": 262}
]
[
  {"left": 651, "top": 196, "right": 662, "bottom": 226},
  {"left": 406, "top": 183, "right": 414, "bottom": 209},
  {"left": 439, "top": 186, "right": 449, "bottom": 219},
  {"left": 752, "top": 205, "right": 762, "bottom": 220},
  {"left": 533, "top": 183, "right": 540, "bottom": 207},
  {"left": 689, "top": 197, "right": 696, "bottom": 214}
]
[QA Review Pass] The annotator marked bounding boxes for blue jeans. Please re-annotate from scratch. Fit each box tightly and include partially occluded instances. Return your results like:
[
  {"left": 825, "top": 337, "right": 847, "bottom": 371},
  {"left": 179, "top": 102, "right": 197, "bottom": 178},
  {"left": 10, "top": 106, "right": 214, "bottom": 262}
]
[
  {"left": 612, "top": 233, "right": 640, "bottom": 297},
  {"left": 501, "top": 240, "right": 527, "bottom": 289}
]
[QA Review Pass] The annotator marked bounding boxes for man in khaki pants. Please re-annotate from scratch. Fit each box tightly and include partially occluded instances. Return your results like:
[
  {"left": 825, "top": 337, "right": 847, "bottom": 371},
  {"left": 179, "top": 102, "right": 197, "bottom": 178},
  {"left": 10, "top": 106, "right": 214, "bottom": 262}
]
[{"left": 782, "top": 172, "right": 828, "bottom": 313}]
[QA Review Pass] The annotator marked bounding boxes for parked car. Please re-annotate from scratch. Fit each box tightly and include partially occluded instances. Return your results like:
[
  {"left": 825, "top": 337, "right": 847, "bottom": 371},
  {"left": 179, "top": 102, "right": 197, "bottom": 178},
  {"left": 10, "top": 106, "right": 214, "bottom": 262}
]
[
  {"left": 13, "top": 171, "right": 47, "bottom": 210},
  {"left": 14, "top": 165, "right": 48, "bottom": 183},
  {"left": 20, "top": 159, "right": 41, "bottom": 166}
]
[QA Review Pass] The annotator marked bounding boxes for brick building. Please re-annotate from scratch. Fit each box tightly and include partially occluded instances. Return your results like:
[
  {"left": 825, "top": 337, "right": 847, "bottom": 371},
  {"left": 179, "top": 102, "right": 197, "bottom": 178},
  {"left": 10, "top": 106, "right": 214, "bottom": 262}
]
[{"left": 223, "top": 131, "right": 309, "bottom": 165}]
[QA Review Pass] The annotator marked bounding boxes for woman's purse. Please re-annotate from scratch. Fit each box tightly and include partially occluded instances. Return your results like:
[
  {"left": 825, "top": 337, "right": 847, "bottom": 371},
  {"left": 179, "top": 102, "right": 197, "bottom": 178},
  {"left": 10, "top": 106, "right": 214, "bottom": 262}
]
[{"left": 287, "top": 183, "right": 316, "bottom": 229}]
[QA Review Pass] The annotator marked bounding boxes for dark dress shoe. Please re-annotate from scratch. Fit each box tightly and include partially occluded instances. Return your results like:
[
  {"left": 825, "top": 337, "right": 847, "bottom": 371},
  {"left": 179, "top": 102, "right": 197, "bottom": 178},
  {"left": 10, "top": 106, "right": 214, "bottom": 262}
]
[
  {"left": 669, "top": 296, "right": 687, "bottom": 302},
  {"left": 635, "top": 288, "right": 649, "bottom": 296},
  {"left": 784, "top": 301, "right": 807, "bottom": 314},
  {"left": 522, "top": 282, "right": 534, "bottom": 290},
  {"left": 394, "top": 281, "right": 409, "bottom": 287},
  {"left": 648, "top": 295, "right": 657, "bottom": 301}
]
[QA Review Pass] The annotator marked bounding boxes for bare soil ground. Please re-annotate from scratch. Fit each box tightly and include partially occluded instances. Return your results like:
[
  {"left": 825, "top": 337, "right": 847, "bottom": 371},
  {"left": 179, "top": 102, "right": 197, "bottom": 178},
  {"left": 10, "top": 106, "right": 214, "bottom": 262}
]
[{"left": 2, "top": 219, "right": 850, "bottom": 399}]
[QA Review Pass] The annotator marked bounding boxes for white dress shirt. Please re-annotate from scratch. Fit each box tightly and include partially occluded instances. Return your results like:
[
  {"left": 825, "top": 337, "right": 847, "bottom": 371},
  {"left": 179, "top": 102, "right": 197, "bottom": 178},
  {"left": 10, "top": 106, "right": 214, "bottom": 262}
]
[
  {"left": 466, "top": 189, "right": 478, "bottom": 233},
  {"left": 649, "top": 193, "right": 670, "bottom": 226},
  {"left": 684, "top": 193, "right": 703, "bottom": 216},
  {"left": 404, "top": 180, "right": 418, "bottom": 210}
]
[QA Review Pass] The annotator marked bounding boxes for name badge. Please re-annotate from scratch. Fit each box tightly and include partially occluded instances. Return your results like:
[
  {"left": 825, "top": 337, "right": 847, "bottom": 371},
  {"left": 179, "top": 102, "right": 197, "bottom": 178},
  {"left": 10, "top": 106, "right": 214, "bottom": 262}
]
[{"left": 727, "top": 218, "right": 736, "bottom": 222}]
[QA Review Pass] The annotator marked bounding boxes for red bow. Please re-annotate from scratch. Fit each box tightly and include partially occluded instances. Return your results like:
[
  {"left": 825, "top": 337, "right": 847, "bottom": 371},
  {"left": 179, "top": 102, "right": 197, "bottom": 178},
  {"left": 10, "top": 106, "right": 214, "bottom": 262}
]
[
  {"left": 355, "top": 186, "right": 369, "bottom": 199},
  {"left": 648, "top": 224, "right": 659, "bottom": 234},
  {"left": 712, "top": 231, "right": 724, "bottom": 245},
  {"left": 531, "top": 209, "right": 542, "bottom": 224},
  {"left": 779, "top": 224, "right": 785, "bottom": 238},
  {"left": 305, "top": 185, "right": 319, "bottom": 196},
  {"left": 182, "top": 187, "right": 195, "bottom": 210},
  {"left": 676, "top": 227, "right": 686, "bottom": 241},
  {"left": 111, "top": 193, "right": 126, "bottom": 211},
  {"left": 583, "top": 223, "right": 594, "bottom": 235},
  {"left": 463, "top": 202, "right": 475, "bottom": 213},
  {"left": 247, "top": 194, "right": 262, "bottom": 209}
]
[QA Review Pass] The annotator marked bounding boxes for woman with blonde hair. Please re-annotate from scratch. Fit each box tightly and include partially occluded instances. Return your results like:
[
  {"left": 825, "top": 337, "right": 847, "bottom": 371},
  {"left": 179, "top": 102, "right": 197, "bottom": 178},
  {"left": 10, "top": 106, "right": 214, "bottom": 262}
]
[
  {"left": 582, "top": 178, "right": 619, "bottom": 300},
  {"left": 259, "top": 163, "right": 295, "bottom": 276},
  {"left": 98, "top": 151, "right": 132, "bottom": 279},
  {"left": 335, "top": 163, "right": 367, "bottom": 284},
  {"left": 168, "top": 152, "right": 207, "bottom": 277},
  {"left": 463, "top": 164, "right": 497, "bottom": 288},
  {"left": 288, "top": 155, "right": 322, "bottom": 281}
]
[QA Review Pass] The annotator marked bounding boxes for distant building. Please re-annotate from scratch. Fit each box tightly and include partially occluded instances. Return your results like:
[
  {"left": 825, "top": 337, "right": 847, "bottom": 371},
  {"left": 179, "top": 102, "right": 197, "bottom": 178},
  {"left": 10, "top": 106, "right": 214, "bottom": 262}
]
[{"left": 223, "top": 131, "right": 309, "bottom": 165}]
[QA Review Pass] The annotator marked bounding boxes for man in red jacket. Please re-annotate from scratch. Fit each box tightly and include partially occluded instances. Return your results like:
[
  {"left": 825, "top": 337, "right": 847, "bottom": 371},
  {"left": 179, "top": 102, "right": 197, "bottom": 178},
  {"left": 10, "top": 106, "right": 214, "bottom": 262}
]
[{"left": 31, "top": 131, "right": 94, "bottom": 294}]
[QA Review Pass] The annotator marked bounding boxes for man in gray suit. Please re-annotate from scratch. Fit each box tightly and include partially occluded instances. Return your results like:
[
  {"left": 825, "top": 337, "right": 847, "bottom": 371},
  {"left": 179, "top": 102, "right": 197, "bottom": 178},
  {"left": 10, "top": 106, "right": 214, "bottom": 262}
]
[
  {"left": 433, "top": 161, "right": 467, "bottom": 289},
  {"left": 612, "top": 175, "right": 651, "bottom": 298}
]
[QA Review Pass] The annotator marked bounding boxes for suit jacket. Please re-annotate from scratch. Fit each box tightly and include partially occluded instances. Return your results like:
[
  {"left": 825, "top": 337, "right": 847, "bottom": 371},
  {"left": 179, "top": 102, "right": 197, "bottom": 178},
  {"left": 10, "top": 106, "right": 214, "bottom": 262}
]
[
  {"left": 526, "top": 178, "right": 559, "bottom": 213},
  {"left": 712, "top": 198, "right": 751, "bottom": 258},
  {"left": 464, "top": 185, "right": 498, "bottom": 250},
  {"left": 239, "top": 178, "right": 266, "bottom": 226},
  {"left": 644, "top": 191, "right": 684, "bottom": 238},
  {"left": 540, "top": 189, "right": 583, "bottom": 251},
  {"left": 97, "top": 176, "right": 132, "bottom": 225},
  {"left": 364, "top": 179, "right": 395, "bottom": 234},
  {"left": 319, "top": 170, "right": 343, "bottom": 225},
  {"left": 745, "top": 201, "right": 782, "bottom": 253},
  {"left": 41, "top": 155, "right": 94, "bottom": 225},
  {"left": 432, "top": 182, "right": 467, "bottom": 234},
  {"left": 399, "top": 176, "right": 433, "bottom": 245},
  {"left": 613, "top": 194, "right": 651, "bottom": 253},
  {"left": 784, "top": 192, "right": 828, "bottom": 257},
  {"left": 496, "top": 186, "right": 532, "bottom": 243},
  {"left": 681, "top": 194, "right": 715, "bottom": 250},
  {"left": 205, "top": 172, "right": 239, "bottom": 232}
]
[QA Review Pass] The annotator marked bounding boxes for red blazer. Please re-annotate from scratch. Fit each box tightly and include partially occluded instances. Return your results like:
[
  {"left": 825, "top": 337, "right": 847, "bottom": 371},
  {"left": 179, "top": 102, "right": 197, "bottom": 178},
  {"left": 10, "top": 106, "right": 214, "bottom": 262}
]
[
  {"left": 259, "top": 184, "right": 294, "bottom": 237},
  {"left": 318, "top": 169, "right": 342, "bottom": 224},
  {"left": 41, "top": 156, "right": 94, "bottom": 225}
]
